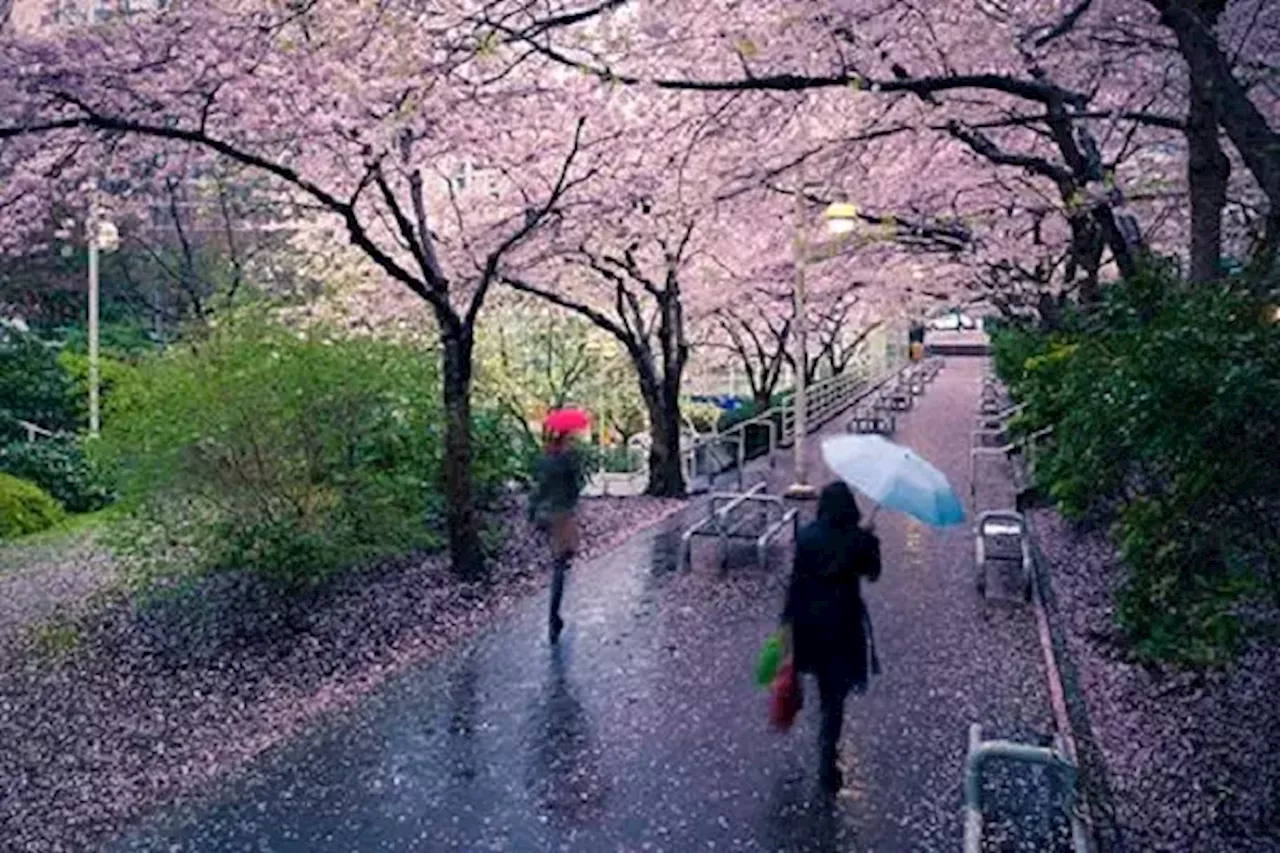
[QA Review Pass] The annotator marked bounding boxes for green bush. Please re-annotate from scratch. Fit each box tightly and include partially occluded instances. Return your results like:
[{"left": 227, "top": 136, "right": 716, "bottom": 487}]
[
  {"left": 57, "top": 348, "right": 135, "bottom": 431},
  {"left": 98, "top": 311, "right": 527, "bottom": 594},
  {"left": 0, "top": 325, "right": 78, "bottom": 441},
  {"left": 0, "top": 472, "right": 65, "bottom": 539},
  {"left": 0, "top": 435, "right": 114, "bottom": 513},
  {"left": 991, "top": 266, "right": 1280, "bottom": 665}
]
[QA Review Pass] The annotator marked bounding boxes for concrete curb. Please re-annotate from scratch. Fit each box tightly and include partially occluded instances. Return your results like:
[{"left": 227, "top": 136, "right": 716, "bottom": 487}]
[{"left": 1024, "top": 506, "right": 1127, "bottom": 853}]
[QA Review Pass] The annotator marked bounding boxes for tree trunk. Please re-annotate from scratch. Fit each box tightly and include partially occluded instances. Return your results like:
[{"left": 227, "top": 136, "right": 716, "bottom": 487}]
[
  {"left": 1152, "top": 0, "right": 1280, "bottom": 259},
  {"left": 1037, "top": 291, "right": 1066, "bottom": 333},
  {"left": 753, "top": 390, "right": 774, "bottom": 414},
  {"left": 1185, "top": 2, "right": 1230, "bottom": 284},
  {"left": 642, "top": 380, "right": 686, "bottom": 497},
  {"left": 440, "top": 327, "right": 486, "bottom": 580}
]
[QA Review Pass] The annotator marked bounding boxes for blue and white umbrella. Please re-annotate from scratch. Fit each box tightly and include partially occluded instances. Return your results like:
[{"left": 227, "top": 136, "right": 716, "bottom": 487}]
[{"left": 820, "top": 434, "right": 965, "bottom": 527}]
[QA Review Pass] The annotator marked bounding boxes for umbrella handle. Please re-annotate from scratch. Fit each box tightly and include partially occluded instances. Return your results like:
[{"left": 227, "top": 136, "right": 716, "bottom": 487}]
[{"left": 864, "top": 503, "right": 880, "bottom": 530}]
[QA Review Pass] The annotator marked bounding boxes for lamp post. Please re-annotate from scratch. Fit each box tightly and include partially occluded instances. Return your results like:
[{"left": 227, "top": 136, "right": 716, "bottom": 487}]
[
  {"left": 85, "top": 200, "right": 118, "bottom": 438},
  {"left": 785, "top": 196, "right": 859, "bottom": 500}
]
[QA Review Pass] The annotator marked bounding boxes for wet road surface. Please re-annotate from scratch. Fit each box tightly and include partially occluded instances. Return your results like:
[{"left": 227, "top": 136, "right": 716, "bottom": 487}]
[{"left": 110, "top": 358, "right": 1068, "bottom": 852}]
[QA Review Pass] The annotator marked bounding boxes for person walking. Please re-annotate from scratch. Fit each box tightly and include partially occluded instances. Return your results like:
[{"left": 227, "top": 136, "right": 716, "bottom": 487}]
[
  {"left": 532, "top": 426, "right": 583, "bottom": 644},
  {"left": 779, "top": 480, "right": 882, "bottom": 793}
]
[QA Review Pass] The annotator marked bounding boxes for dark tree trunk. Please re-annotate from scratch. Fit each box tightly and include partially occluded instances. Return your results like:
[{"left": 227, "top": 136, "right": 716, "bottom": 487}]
[
  {"left": 1151, "top": 0, "right": 1280, "bottom": 254},
  {"left": 642, "top": 380, "right": 686, "bottom": 497},
  {"left": 1185, "top": 1, "right": 1230, "bottom": 284},
  {"left": 753, "top": 390, "right": 774, "bottom": 414},
  {"left": 1037, "top": 291, "right": 1066, "bottom": 333},
  {"left": 440, "top": 326, "right": 486, "bottom": 580}
]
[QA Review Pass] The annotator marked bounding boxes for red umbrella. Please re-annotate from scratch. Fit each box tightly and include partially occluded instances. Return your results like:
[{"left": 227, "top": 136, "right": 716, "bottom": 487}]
[{"left": 544, "top": 408, "right": 591, "bottom": 434}]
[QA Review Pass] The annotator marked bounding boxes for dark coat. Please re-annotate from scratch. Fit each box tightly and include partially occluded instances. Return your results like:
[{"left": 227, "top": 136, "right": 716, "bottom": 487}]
[
  {"left": 532, "top": 446, "right": 583, "bottom": 556},
  {"left": 781, "top": 498, "right": 882, "bottom": 692},
  {"left": 533, "top": 446, "right": 582, "bottom": 515}
]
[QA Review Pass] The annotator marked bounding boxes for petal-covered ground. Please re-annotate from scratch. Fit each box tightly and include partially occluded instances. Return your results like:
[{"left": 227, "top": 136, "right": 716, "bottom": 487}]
[
  {"left": 0, "top": 494, "right": 683, "bottom": 853},
  {"left": 1030, "top": 509, "right": 1280, "bottom": 853}
]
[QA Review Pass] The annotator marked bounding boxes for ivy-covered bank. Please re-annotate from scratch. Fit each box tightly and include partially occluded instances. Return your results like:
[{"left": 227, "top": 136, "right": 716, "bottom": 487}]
[{"left": 991, "top": 265, "right": 1279, "bottom": 666}]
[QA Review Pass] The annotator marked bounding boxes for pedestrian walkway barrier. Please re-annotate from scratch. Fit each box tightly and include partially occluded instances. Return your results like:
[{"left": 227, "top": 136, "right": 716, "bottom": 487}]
[
  {"left": 13, "top": 418, "right": 55, "bottom": 443},
  {"left": 963, "top": 723, "right": 1086, "bottom": 853},
  {"left": 680, "top": 358, "right": 907, "bottom": 494},
  {"left": 974, "top": 510, "right": 1033, "bottom": 611},
  {"left": 679, "top": 482, "right": 799, "bottom": 571},
  {"left": 968, "top": 425, "right": 1054, "bottom": 509},
  {"left": 845, "top": 357, "right": 942, "bottom": 435},
  {"left": 680, "top": 416, "right": 764, "bottom": 493},
  {"left": 966, "top": 362, "right": 1092, "bottom": 853},
  {"left": 848, "top": 398, "right": 896, "bottom": 435},
  {"left": 882, "top": 385, "right": 914, "bottom": 411}
]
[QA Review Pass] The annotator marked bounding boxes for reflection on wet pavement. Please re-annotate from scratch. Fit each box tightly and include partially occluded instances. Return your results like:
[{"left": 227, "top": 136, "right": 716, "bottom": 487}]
[
  {"left": 447, "top": 655, "right": 479, "bottom": 782},
  {"left": 523, "top": 645, "right": 608, "bottom": 826}
]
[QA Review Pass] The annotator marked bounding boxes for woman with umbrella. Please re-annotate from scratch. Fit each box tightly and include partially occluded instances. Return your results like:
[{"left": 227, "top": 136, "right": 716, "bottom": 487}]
[
  {"left": 532, "top": 408, "right": 589, "bottom": 644},
  {"left": 778, "top": 481, "right": 882, "bottom": 794},
  {"left": 776, "top": 433, "right": 963, "bottom": 791}
]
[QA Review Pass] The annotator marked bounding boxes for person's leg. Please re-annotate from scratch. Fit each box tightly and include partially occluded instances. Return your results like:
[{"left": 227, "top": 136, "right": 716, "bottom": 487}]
[
  {"left": 816, "top": 672, "right": 847, "bottom": 791},
  {"left": 548, "top": 551, "right": 571, "bottom": 642}
]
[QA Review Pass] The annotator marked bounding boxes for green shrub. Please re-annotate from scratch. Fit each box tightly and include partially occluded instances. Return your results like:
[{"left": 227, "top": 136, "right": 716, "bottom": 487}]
[
  {"left": 0, "top": 472, "right": 65, "bottom": 539},
  {"left": 991, "top": 266, "right": 1280, "bottom": 665},
  {"left": 0, "top": 326, "right": 78, "bottom": 441},
  {"left": 98, "top": 311, "right": 527, "bottom": 594},
  {"left": 1113, "top": 496, "right": 1261, "bottom": 666},
  {"left": 0, "top": 435, "right": 114, "bottom": 513},
  {"left": 57, "top": 348, "right": 135, "bottom": 431}
]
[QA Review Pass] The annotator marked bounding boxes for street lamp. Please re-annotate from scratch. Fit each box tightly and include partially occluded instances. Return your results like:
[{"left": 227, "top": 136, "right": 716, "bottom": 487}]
[
  {"left": 85, "top": 202, "right": 118, "bottom": 438},
  {"left": 785, "top": 195, "right": 860, "bottom": 500}
]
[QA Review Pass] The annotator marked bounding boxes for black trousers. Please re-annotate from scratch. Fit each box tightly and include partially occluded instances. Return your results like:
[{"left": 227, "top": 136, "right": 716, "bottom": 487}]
[
  {"left": 548, "top": 552, "right": 572, "bottom": 624},
  {"left": 816, "top": 672, "right": 849, "bottom": 783}
]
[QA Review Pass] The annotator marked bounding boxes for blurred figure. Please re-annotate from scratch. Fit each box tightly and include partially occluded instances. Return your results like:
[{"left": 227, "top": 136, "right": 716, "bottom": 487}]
[
  {"left": 532, "top": 427, "right": 582, "bottom": 644},
  {"left": 779, "top": 481, "right": 882, "bottom": 793}
]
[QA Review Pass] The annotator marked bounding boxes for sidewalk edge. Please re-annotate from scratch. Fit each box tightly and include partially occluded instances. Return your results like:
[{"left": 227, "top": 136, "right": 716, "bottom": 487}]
[{"left": 1025, "top": 508, "right": 1127, "bottom": 853}]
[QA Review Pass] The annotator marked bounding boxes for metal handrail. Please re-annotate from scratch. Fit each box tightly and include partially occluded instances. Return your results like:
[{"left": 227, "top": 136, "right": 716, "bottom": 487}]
[
  {"left": 977, "top": 402, "right": 1027, "bottom": 426},
  {"left": 680, "top": 356, "right": 906, "bottom": 488},
  {"left": 969, "top": 426, "right": 1054, "bottom": 504},
  {"left": 964, "top": 723, "right": 1081, "bottom": 853},
  {"left": 15, "top": 419, "right": 56, "bottom": 443}
]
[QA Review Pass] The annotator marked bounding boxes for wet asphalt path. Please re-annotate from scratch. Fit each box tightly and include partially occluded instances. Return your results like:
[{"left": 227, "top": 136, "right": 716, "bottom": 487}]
[{"left": 110, "top": 358, "right": 1065, "bottom": 852}]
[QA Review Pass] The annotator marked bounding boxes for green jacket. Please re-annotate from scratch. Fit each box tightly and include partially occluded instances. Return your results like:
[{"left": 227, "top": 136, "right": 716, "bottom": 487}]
[{"left": 533, "top": 446, "right": 582, "bottom": 515}]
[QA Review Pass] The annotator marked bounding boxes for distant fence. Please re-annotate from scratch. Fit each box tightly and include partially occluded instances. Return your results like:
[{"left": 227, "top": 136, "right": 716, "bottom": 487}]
[{"left": 680, "top": 356, "right": 908, "bottom": 493}]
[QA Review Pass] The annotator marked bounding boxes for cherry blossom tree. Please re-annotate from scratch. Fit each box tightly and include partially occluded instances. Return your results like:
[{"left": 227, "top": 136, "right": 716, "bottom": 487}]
[
  {"left": 1145, "top": 0, "right": 1280, "bottom": 272},
  {"left": 707, "top": 285, "right": 792, "bottom": 413},
  {"left": 492, "top": 0, "right": 1277, "bottom": 318},
  {"left": 0, "top": 0, "right": 624, "bottom": 577},
  {"left": 503, "top": 209, "right": 704, "bottom": 496},
  {"left": 500, "top": 86, "right": 814, "bottom": 496}
]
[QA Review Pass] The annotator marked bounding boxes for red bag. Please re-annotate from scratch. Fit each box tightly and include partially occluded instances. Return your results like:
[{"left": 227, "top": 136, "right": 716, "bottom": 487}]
[{"left": 769, "top": 659, "right": 803, "bottom": 732}]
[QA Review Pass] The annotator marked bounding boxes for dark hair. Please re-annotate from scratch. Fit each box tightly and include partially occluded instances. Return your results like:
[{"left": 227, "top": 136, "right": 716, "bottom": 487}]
[{"left": 817, "top": 481, "right": 861, "bottom": 528}]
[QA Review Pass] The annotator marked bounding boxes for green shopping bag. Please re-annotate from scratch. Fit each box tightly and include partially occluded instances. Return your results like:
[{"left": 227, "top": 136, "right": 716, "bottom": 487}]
[{"left": 755, "top": 631, "right": 784, "bottom": 688}]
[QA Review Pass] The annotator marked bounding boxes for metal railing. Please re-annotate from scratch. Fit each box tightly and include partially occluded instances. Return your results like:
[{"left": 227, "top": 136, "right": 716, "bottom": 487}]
[
  {"left": 14, "top": 419, "right": 56, "bottom": 443},
  {"left": 969, "top": 425, "right": 1054, "bottom": 508},
  {"left": 964, "top": 723, "right": 1085, "bottom": 853},
  {"left": 678, "top": 357, "right": 907, "bottom": 491},
  {"left": 679, "top": 482, "right": 800, "bottom": 571}
]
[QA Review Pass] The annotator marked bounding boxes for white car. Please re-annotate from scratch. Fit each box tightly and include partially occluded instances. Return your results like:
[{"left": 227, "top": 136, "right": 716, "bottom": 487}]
[{"left": 928, "top": 313, "right": 975, "bottom": 331}]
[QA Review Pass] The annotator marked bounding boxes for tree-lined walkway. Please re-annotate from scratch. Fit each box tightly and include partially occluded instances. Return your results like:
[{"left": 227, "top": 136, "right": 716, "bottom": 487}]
[{"left": 110, "top": 359, "right": 1068, "bottom": 852}]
